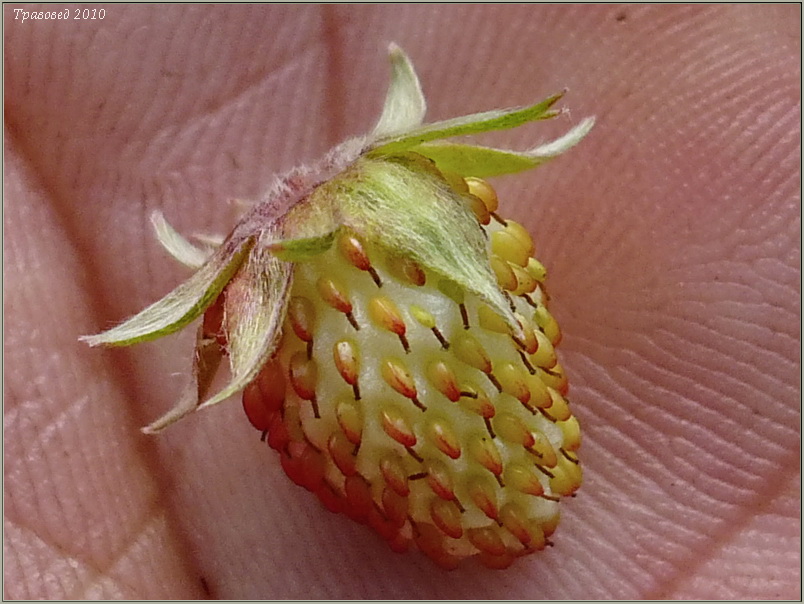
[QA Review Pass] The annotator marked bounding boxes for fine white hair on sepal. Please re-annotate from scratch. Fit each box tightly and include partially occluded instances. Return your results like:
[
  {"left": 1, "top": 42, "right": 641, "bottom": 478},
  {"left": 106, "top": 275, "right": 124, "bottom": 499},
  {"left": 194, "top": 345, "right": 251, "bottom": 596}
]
[
  {"left": 150, "top": 211, "right": 213, "bottom": 269},
  {"left": 371, "top": 43, "right": 427, "bottom": 139}
]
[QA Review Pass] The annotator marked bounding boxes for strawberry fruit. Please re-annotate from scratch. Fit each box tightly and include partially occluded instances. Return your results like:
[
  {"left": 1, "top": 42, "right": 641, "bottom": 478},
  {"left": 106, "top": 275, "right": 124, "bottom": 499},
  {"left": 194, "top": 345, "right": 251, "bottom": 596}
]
[
  {"left": 240, "top": 177, "right": 582, "bottom": 569},
  {"left": 82, "top": 44, "right": 593, "bottom": 569}
]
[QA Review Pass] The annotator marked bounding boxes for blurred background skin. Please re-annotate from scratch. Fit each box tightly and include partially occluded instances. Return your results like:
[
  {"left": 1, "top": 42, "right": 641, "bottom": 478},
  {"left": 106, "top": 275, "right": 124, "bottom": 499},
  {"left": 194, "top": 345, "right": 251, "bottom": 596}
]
[{"left": 4, "top": 4, "right": 800, "bottom": 599}]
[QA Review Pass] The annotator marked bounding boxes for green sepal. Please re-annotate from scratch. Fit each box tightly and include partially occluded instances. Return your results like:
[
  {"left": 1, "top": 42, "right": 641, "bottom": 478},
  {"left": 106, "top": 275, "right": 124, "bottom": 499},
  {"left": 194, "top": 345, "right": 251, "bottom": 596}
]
[
  {"left": 267, "top": 230, "right": 337, "bottom": 261},
  {"left": 199, "top": 234, "right": 293, "bottom": 409},
  {"left": 339, "top": 153, "right": 522, "bottom": 336},
  {"left": 141, "top": 321, "right": 225, "bottom": 434},
  {"left": 368, "top": 93, "right": 563, "bottom": 156},
  {"left": 371, "top": 43, "right": 426, "bottom": 138},
  {"left": 411, "top": 116, "right": 596, "bottom": 177},
  {"left": 80, "top": 237, "right": 253, "bottom": 347},
  {"left": 150, "top": 211, "right": 212, "bottom": 269},
  {"left": 266, "top": 191, "right": 340, "bottom": 261},
  {"left": 414, "top": 142, "right": 539, "bottom": 178}
]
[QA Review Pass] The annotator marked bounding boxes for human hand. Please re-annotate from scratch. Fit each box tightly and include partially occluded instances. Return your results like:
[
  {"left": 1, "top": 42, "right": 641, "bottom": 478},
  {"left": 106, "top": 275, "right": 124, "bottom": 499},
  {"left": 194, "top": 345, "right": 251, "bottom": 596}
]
[{"left": 5, "top": 5, "right": 799, "bottom": 599}]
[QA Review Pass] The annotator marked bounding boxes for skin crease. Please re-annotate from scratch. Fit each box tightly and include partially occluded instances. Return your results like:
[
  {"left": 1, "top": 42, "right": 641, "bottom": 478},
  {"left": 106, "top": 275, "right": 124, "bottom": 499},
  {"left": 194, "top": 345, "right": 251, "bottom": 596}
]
[{"left": 3, "top": 4, "right": 800, "bottom": 600}]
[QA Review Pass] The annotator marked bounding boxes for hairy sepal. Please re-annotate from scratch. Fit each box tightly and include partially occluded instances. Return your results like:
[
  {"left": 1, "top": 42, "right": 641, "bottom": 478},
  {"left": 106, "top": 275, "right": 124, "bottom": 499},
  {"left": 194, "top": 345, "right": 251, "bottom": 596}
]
[
  {"left": 199, "top": 234, "right": 293, "bottom": 410},
  {"left": 367, "top": 93, "right": 563, "bottom": 156},
  {"left": 339, "top": 153, "right": 522, "bottom": 336},
  {"left": 267, "top": 231, "right": 337, "bottom": 262},
  {"left": 266, "top": 194, "right": 340, "bottom": 261},
  {"left": 142, "top": 323, "right": 225, "bottom": 434},
  {"left": 371, "top": 43, "right": 426, "bottom": 139},
  {"left": 150, "top": 211, "right": 212, "bottom": 269},
  {"left": 412, "top": 117, "right": 596, "bottom": 178},
  {"left": 80, "top": 237, "right": 253, "bottom": 347}
]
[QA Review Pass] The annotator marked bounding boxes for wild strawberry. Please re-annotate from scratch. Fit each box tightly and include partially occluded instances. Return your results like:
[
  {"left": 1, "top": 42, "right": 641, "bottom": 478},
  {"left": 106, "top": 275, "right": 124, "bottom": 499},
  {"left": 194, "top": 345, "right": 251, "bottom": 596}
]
[
  {"left": 242, "top": 185, "right": 582, "bottom": 569},
  {"left": 83, "top": 44, "right": 593, "bottom": 569}
]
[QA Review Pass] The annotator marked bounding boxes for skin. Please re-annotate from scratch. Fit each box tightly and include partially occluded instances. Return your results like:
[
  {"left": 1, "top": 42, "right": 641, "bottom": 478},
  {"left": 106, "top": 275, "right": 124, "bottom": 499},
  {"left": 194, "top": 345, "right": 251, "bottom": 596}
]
[{"left": 4, "top": 4, "right": 800, "bottom": 599}]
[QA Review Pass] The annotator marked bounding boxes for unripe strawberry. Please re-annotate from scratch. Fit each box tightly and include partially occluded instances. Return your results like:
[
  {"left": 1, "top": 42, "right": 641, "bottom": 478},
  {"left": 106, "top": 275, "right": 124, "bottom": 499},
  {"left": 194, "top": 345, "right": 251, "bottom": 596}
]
[
  {"left": 82, "top": 44, "right": 593, "bottom": 569},
  {"left": 242, "top": 182, "right": 581, "bottom": 568}
]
